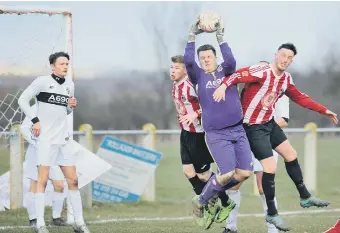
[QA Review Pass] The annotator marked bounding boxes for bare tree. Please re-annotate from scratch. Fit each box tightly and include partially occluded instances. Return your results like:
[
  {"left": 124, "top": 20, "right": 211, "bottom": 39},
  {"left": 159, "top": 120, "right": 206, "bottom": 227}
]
[
  {"left": 140, "top": 2, "right": 202, "bottom": 129},
  {"left": 322, "top": 49, "right": 340, "bottom": 96}
]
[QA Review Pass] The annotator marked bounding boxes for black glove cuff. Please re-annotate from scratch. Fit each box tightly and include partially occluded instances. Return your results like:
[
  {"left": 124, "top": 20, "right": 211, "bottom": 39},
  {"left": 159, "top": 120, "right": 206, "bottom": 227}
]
[{"left": 31, "top": 117, "right": 39, "bottom": 124}]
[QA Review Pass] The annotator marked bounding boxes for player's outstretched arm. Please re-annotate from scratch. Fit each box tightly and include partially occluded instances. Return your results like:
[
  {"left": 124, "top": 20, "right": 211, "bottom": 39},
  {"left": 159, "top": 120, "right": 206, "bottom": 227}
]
[
  {"left": 222, "top": 66, "right": 264, "bottom": 88},
  {"left": 18, "top": 78, "right": 43, "bottom": 121},
  {"left": 212, "top": 66, "right": 264, "bottom": 102},
  {"left": 216, "top": 18, "right": 236, "bottom": 74},
  {"left": 184, "top": 19, "right": 203, "bottom": 85},
  {"left": 285, "top": 77, "right": 338, "bottom": 124}
]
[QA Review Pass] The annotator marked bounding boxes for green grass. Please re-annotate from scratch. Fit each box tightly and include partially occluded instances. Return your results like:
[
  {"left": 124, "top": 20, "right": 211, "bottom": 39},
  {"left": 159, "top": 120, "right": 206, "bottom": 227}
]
[
  {"left": 1, "top": 213, "right": 340, "bottom": 233},
  {"left": 1, "top": 136, "right": 340, "bottom": 232},
  {"left": 1, "top": 211, "right": 340, "bottom": 233}
]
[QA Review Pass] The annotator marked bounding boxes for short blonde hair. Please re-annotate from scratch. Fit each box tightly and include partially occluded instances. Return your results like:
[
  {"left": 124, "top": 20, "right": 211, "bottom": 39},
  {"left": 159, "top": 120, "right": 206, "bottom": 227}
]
[{"left": 171, "top": 55, "right": 184, "bottom": 64}]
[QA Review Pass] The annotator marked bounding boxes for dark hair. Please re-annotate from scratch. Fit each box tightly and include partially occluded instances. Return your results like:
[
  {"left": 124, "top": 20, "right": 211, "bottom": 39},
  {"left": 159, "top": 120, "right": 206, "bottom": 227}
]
[
  {"left": 278, "top": 43, "right": 297, "bottom": 56},
  {"left": 259, "top": 60, "right": 270, "bottom": 64},
  {"left": 49, "top": 52, "right": 70, "bottom": 65},
  {"left": 197, "top": 44, "right": 216, "bottom": 56},
  {"left": 171, "top": 55, "right": 184, "bottom": 64}
]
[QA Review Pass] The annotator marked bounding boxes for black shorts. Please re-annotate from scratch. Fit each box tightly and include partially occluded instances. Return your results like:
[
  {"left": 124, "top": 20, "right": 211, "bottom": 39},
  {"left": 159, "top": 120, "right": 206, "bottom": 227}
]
[
  {"left": 180, "top": 129, "right": 214, "bottom": 173},
  {"left": 243, "top": 118, "right": 287, "bottom": 161}
]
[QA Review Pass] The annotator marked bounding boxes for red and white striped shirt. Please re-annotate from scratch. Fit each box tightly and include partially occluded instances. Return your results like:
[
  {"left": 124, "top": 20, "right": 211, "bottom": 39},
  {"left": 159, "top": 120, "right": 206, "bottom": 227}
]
[
  {"left": 172, "top": 77, "right": 204, "bottom": 133},
  {"left": 222, "top": 64, "right": 327, "bottom": 125}
]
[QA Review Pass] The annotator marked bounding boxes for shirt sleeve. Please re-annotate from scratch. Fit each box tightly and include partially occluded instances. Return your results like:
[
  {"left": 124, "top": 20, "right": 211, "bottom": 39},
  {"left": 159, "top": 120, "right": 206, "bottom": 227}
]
[
  {"left": 18, "top": 77, "right": 44, "bottom": 121},
  {"left": 20, "top": 104, "right": 37, "bottom": 144},
  {"left": 219, "top": 42, "right": 236, "bottom": 75},
  {"left": 274, "top": 95, "right": 289, "bottom": 120},
  {"left": 187, "top": 81, "right": 201, "bottom": 117},
  {"left": 195, "top": 109, "right": 202, "bottom": 117},
  {"left": 285, "top": 76, "right": 327, "bottom": 114},
  {"left": 222, "top": 64, "right": 267, "bottom": 87},
  {"left": 184, "top": 42, "right": 201, "bottom": 86}
]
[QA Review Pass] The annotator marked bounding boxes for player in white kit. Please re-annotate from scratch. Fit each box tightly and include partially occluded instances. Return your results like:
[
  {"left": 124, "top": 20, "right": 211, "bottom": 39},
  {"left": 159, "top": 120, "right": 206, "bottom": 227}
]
[
  {"left": 21, "top": 104, "right": 68, "bottom": 227},
  {"left": 223, "top": 61, "right": 290, "bottom": 233},
  {"left": 18, "top": 52, "right": 90, "bottom": 233}
]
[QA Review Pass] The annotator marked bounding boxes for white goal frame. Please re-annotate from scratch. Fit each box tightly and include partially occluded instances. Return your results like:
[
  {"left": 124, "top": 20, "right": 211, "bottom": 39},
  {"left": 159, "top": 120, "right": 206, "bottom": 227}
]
[
  {"left": 0, "top": 5, "right": 74, "bottom": 80},
  {"left": 0, "top": 4, "right": 76, "bottom": 222}
]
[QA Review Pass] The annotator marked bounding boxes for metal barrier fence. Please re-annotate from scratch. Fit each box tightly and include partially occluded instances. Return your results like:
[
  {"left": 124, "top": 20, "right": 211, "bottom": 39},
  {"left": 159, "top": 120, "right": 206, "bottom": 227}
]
[{"left": 1, "top": 122, "right": 340, "bottom": 211}]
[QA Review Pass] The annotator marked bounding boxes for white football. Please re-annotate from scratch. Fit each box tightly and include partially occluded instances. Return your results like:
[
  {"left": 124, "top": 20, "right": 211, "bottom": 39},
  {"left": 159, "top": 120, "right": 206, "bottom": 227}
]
[{"left": 198, "top": 11, "right": 220, "bottom": 33}]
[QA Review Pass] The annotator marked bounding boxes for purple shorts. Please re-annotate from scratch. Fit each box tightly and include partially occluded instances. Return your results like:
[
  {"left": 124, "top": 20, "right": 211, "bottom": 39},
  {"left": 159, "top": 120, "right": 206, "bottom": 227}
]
[{"left": 205, "top": 124, "right": 253, "bottom": 175}]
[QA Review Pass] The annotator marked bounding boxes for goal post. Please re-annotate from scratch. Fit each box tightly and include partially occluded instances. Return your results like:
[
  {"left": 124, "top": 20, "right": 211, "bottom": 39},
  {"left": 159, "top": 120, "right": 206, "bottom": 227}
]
[
  {"left": 303, "top": 122, "right": 317, "bottom": 194},
  {"left": 9, "top": 124, "right": 24, "bottom": 209},
  {"left": 0, "top": 5, "right": 74, "bottom": 214}
]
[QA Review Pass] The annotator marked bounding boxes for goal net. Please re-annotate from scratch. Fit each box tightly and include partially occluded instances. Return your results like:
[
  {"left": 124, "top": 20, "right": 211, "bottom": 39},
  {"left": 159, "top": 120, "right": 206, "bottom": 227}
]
[{"left": 0, "top": 5, "right": 73, "bottom": 213}]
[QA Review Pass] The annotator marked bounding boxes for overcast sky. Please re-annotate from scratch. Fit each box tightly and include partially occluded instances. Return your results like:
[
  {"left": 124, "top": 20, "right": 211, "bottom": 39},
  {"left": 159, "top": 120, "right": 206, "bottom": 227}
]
[{"left": 1, "top": 1, "right": 340, "bottom": 78}]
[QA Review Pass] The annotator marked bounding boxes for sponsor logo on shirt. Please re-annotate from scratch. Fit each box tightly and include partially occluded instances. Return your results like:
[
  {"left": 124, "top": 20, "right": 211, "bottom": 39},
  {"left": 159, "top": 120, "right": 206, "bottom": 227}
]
[
  {"left": 261, "top": 92, "right": 278, "bottom": 110},
  {"left": 37, "top": 92, "right": 69, "bottom": 107},
  {"left": 48, "top": 94, "right": 69, "bottom": 106},
  {"left": 241, "top": 71, "right": 249, "bottom": 77},
  {"left": 206, "top": 78, "right": 223, "bottom": 89}
]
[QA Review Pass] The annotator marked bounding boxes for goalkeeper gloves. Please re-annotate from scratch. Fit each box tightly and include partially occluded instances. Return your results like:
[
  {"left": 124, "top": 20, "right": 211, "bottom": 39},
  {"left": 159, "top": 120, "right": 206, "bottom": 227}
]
[
  {"left": 188, "top": 17, "right": 203, "bottom": 43},
  {"left": 216, "top": 18, "right": 225, "bottom": 45}
]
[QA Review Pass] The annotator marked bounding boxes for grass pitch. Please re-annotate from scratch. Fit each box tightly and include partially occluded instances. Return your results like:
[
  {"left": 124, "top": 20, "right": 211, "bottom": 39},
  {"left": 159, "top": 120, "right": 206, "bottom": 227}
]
[{"left": 1, "top": 135, "right": 340, "bottom": 233}]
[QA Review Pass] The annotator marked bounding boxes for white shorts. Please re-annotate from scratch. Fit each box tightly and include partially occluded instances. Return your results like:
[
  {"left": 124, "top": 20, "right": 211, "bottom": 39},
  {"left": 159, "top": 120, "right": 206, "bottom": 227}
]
[
  {"left": 36, "top": 140, "right": 77, "bottom": 167},
  {"left": 24, "top": 144, "right": 65, "bottom": 181},
  {"left": 253, "top": 150, "right": 279, "bottom": 173}
]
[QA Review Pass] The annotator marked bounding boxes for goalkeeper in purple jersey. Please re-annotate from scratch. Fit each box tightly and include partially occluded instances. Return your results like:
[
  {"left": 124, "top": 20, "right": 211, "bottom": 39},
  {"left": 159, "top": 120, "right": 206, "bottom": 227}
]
[{"left": 183, "top": 16, "right": 253, "bottom": 229}]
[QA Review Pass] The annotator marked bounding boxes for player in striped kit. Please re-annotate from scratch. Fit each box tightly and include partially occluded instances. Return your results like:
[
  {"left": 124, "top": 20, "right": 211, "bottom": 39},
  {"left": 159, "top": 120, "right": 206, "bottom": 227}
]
[
  {"left": 170, "top": 55, "right": 231, "bottom": 229},
  {"left": 224, "top": 94, "right": 289, "bottom": 233},
  {"left": 222, "top": 61, "right": 290, "bottom": 233},
  {"left": 213, "top": 43, "right": 338, "bottom": 231}
]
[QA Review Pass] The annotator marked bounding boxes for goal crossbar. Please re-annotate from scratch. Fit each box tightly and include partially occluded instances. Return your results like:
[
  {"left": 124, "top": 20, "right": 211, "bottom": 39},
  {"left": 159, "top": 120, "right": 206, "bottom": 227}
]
[{"left": 0, "top": 5, "right": 71, "bottom": 15}]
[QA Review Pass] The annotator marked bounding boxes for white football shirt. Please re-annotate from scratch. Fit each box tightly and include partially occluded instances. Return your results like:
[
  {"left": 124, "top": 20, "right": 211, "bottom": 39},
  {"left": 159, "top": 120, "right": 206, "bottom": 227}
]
[{"left": 18, "top": 75, "right": 74, "bottom": 144}]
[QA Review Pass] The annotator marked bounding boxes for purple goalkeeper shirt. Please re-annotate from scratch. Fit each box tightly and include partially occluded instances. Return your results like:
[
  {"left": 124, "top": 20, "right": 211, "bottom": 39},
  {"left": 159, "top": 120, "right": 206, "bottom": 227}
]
[{"left": 184, "top": 42, "right": 243, "bottom": 132}]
